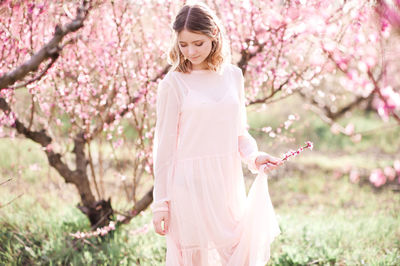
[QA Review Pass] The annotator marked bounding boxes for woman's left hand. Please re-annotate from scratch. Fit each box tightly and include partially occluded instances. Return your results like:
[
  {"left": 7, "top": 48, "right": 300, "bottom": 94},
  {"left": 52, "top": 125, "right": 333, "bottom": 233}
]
[{"left": 255, "top": 153, "right": 283, "bottom": 173}]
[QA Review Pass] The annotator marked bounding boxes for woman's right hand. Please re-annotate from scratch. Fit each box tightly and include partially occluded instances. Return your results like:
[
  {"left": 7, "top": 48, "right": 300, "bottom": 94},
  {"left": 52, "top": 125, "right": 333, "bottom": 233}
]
[
  {"left": 153, "top": 211, "right": 169, "bottom": 235},
  {"left": 255, "top": 153, "right": 283, "bottom": 173}
]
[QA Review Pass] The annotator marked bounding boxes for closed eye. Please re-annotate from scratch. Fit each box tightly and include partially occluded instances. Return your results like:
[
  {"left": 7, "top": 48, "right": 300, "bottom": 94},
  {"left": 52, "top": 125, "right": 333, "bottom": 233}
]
[{"left": 179, "top": 42, "right": 204, "bottom": 47}]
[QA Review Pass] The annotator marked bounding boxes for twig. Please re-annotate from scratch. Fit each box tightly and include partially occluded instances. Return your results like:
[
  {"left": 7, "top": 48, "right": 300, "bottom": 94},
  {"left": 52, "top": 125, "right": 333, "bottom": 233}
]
[
  {"left": 281, "top": 141, "right": 314, "bottom": 162},
  {"left": 0, "top": 193, "right": 23, "bottom": 209},
  {"left": 0, "top": 177, "right": 13, "bottom": 186}
]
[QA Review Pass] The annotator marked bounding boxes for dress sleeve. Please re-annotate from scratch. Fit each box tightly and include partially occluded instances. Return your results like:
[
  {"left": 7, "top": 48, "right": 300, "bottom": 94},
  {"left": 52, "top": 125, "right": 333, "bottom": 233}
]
[
  {"left": 236, "top": 67, "right": 267, "bottom": 174},
  {"left": 151, "top": 78, "right": 181, "bottom": 213}
]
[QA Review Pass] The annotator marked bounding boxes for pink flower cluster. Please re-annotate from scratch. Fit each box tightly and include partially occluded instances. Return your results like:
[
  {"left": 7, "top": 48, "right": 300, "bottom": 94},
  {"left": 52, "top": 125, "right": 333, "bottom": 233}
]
[
  {"left": 347, "top": 160, "right": 400, "bottom": 187},
  {"left": 369, "top": 160, "right": 400, "bottom": 187},
  {"left": 262, "top": 114, "right": 300, "bottom": 138},
  {"left": 281, "top": 141, "right": 314, "bottom": 162},
  {"left": 373, "top": 86, "right": 400, "bottom": 121},
  {"left": 70, "top": 221, "right": 116, "bottom": 239}
]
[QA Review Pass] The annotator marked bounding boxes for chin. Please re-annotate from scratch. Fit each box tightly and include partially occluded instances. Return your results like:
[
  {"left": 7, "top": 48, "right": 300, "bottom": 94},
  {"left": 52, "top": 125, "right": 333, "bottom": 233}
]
[
  {"left": 192, "top": 61, "right": 205, "bottom": 67},
  {"left": 190, "top": 57, "right": 204, "bottom": 64}
]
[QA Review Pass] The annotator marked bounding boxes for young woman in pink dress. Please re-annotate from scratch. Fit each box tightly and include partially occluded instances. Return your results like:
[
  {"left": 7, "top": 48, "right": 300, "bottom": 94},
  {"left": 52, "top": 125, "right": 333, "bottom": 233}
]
[{"left": 151, "top": 2, "right": 283, "bottom": 265}]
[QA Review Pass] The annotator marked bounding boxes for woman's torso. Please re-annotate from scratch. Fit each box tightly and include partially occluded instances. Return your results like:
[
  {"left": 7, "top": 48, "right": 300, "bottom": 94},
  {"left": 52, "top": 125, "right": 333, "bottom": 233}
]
[{"left": 166, "top": 64, "right": 241, "bottom": 161}]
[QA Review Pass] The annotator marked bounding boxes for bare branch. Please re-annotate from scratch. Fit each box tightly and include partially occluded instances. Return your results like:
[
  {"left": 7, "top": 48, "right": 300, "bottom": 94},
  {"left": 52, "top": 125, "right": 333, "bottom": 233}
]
[
  {"left": 0, "top": 193, "right": 23, "bottom": 209},
  {"left": 0, "top": 177, "right": 13, "bottom": 186},
  {"left": 10, "top": 57, "right": 58, "bottom": 89},
  {"left": 0, "top": 98, "right": 95, "bottom": 205},
  {"left": 327, "top": 96, "right": 367, "bottom": 120},
  {"left": 298, "top": 91, "right": 371, "bottom": 121},
  {"left": 248, "top": 77, "right": 291, "bottom": 105},
  {"left": 118, "top": 188, "right": 153, "bottom": 224}
]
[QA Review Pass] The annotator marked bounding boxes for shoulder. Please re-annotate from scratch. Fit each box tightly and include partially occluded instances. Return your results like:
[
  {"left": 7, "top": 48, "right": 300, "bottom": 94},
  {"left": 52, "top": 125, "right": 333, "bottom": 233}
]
[
  {"left": 159, "top": 71, "right": 175, "bottom": 87},
  {"left": 158, "top": 70, "right": 179, "bottom": 92},
  {"left": 228, "top": 63, "right": 241, "bottom": 73},
  {"left": 157, "top": 71, "right": 183, "bottom": 101},
  {"left": 224, "top": 63, "right": 243, "bottom": 79}
]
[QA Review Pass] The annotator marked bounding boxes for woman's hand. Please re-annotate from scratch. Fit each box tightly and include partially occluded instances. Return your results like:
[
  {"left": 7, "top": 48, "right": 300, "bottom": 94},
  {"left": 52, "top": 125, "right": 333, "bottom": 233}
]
[
  {"left": 153, "top": 210, "right": 169, "bottom": 236},
  {"left": 255, "top": 153, "right": 283, "bottom": 173}
]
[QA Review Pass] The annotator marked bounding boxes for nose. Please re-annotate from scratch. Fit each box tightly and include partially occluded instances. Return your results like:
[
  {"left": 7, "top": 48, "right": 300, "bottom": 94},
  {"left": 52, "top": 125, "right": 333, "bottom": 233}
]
[{"left": 188, "top": 45, "right": 197, "bottom": 56}]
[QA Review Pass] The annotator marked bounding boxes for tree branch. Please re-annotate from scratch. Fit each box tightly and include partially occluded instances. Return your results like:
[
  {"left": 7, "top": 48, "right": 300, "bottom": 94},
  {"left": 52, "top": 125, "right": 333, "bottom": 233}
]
[
  {"left": 0, "top": 98, "right": 74, "bottom": 180},
  {"left": 10, "top": 57, "right": 58, "bottom": 89},
  {"left": 297, "top": 86, "right": 373, "bottom": 121},
  {"left": 88, "top": 65, "right": 170, "bottom": 141},
  {"left": 119, "top": 188, "right": 153, "bottom": 224},
  {"left": 0, "top": 97, "right": 96, "bottom": 205},
  {"left": 0, "top": 0, "right": 91, "bottom": 90},
  {"left": 368, "top": 69, "right": 400, "bottom": 123}
]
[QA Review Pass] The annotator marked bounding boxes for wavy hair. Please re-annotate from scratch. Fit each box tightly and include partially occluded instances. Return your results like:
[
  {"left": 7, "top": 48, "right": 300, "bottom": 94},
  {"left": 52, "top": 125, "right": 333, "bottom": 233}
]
[{"left": 167, "top": 2, "right": 231, "bottom": 74}]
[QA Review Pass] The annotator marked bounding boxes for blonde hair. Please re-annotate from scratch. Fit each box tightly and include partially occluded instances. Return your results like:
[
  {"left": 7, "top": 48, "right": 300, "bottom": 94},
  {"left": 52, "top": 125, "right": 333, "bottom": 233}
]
[{"left": 167, "top": 1, "right": 231, "bottom": 73}]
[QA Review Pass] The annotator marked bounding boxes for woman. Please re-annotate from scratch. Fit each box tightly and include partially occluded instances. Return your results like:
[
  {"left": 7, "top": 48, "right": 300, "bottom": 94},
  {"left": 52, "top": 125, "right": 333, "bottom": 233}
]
[{"left": 151, "top": 2, "right": 282, "bottom": 265}]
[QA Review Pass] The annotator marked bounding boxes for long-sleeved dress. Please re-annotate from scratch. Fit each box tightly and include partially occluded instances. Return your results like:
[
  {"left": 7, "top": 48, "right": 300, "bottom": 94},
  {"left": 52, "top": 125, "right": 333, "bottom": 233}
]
[{"left": 151, "top": 63, "right": 280, "bottom": 266}]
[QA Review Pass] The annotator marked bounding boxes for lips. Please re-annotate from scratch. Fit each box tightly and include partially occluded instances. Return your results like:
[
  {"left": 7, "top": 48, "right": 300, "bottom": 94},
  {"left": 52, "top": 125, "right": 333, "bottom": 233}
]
[{"left": 191, "top": 55, "right": 200, "bottom": 60}]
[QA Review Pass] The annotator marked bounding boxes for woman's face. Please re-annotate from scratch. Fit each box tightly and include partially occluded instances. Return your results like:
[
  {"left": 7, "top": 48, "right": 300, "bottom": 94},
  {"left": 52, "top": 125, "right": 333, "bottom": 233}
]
[{"left": 178, "top": 29, "right": 213, "bottom": 69}]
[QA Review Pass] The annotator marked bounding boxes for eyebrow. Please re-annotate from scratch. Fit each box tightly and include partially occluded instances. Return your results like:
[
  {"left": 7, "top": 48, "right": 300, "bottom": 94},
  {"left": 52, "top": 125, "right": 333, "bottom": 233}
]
[{"left": 179, "top": 40, "right": 204, "bottom": 43}]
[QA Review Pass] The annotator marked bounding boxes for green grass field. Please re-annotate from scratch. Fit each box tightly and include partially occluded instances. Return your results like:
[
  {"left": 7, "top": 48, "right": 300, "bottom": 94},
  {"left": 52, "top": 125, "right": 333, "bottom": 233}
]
[{"left": 1, "top": 100, "right": 400, "bottom": 265}]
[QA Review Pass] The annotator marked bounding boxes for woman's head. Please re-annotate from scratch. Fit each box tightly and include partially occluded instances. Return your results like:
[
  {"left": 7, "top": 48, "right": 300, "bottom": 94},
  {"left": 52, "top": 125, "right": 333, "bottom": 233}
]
[{"left": 167, "top": 2, "right": 231, "bottom": 73}]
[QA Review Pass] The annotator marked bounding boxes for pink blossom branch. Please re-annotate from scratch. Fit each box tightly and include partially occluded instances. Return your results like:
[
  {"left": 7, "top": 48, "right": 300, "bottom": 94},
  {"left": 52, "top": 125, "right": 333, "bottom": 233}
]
[
  {"left": 281, "top": 141, "right": 314, "bottom": 162},
  {"left": 376, "top": 0, "right": 400, "bottom": 31},
  {"left": 0, "top": 0, "right": 91, "bottom": 90},
  {"left": 70, "top": 220, "right": 117, "bottom": 239},
  {"left": 367, "top": 69, "right": 400, "bottom": 123}
]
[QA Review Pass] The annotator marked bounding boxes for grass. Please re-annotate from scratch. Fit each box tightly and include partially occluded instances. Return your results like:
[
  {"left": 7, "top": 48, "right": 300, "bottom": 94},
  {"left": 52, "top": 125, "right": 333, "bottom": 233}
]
[
  {"left": 1, "top": 98, "right": 400, "bottom": 265},
  {"left": 1, "top": 166, "right": 399, "bottom": 265},
  {"left": 0, "top": 188, "right": 167, "bottom": 265}
]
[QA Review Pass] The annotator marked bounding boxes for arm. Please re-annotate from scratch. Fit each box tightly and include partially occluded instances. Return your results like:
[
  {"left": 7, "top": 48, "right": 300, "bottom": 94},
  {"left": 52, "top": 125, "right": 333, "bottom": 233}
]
[
  {"left": 236, "top": 67, "right": 266, "bottom": 174},
  {"left": 151, "top": 78, "right": 181, "bottom": 214},
  {"left": 239, "top": 132, "right": 268, "bottom": 174},
  {"left": 236, "top": 68, "right": 282, "bottom": 174}
]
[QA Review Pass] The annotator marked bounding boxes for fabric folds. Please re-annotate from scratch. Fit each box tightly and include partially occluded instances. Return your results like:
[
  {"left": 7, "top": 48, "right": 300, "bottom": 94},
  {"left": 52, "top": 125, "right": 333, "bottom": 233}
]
[
  {"left": 151, "top": 78, "right": 181, "bottom": 213},
  {"left": 151, "top": 63, "right": 280, "bottom": 265}
]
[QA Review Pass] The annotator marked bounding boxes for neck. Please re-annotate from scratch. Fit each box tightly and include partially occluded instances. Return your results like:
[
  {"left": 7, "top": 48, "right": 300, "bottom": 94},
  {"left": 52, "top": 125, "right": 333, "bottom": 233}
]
[{"left": 192, "top": 62, "right": 208, "bottom": 70}]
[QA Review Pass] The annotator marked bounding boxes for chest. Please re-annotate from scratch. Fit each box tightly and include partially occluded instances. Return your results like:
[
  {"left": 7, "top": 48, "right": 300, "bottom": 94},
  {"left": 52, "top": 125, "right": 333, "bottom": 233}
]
[{"left": 175, "top": 73, "right": 240, "bottom": 113}]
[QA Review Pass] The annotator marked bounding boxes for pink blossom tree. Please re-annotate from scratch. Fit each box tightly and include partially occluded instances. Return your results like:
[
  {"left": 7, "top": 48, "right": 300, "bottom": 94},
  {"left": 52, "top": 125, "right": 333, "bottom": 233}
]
[
  {"left": 0, "top": 0, "right": 173, "bottom": 227},
  {"left": 1, "top": 0, "right": 399, "bottom": 228}
]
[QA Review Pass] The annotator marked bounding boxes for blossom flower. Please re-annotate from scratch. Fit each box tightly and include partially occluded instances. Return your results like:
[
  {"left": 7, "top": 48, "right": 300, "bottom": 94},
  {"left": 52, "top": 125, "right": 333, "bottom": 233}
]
[
  {"left": 384, "top": 166, "right": 396, "bottom": 181},
  {"left": 394, "top": 160, "right": 400, "bottom": 174},
  {"left": 306, "top": 141, "right": 313, "bottom": 150},
  {"left": 344, "top": 123, "right": 355, "bottom": 135},
  {"left": 351, "top": 134, "right": 362, "bottom": 143},
  {"left": 349, "top": 169, "right": 360, "bottom": 183},
  {"left": 369, "top": 169, "right": 386, "bottom": 187}
]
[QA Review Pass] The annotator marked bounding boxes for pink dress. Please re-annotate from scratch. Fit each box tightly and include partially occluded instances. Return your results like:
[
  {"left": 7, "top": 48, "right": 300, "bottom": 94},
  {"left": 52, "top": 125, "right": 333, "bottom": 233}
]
[{"left": 151, "top": 63, "right": 280, "bottom": 266}]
